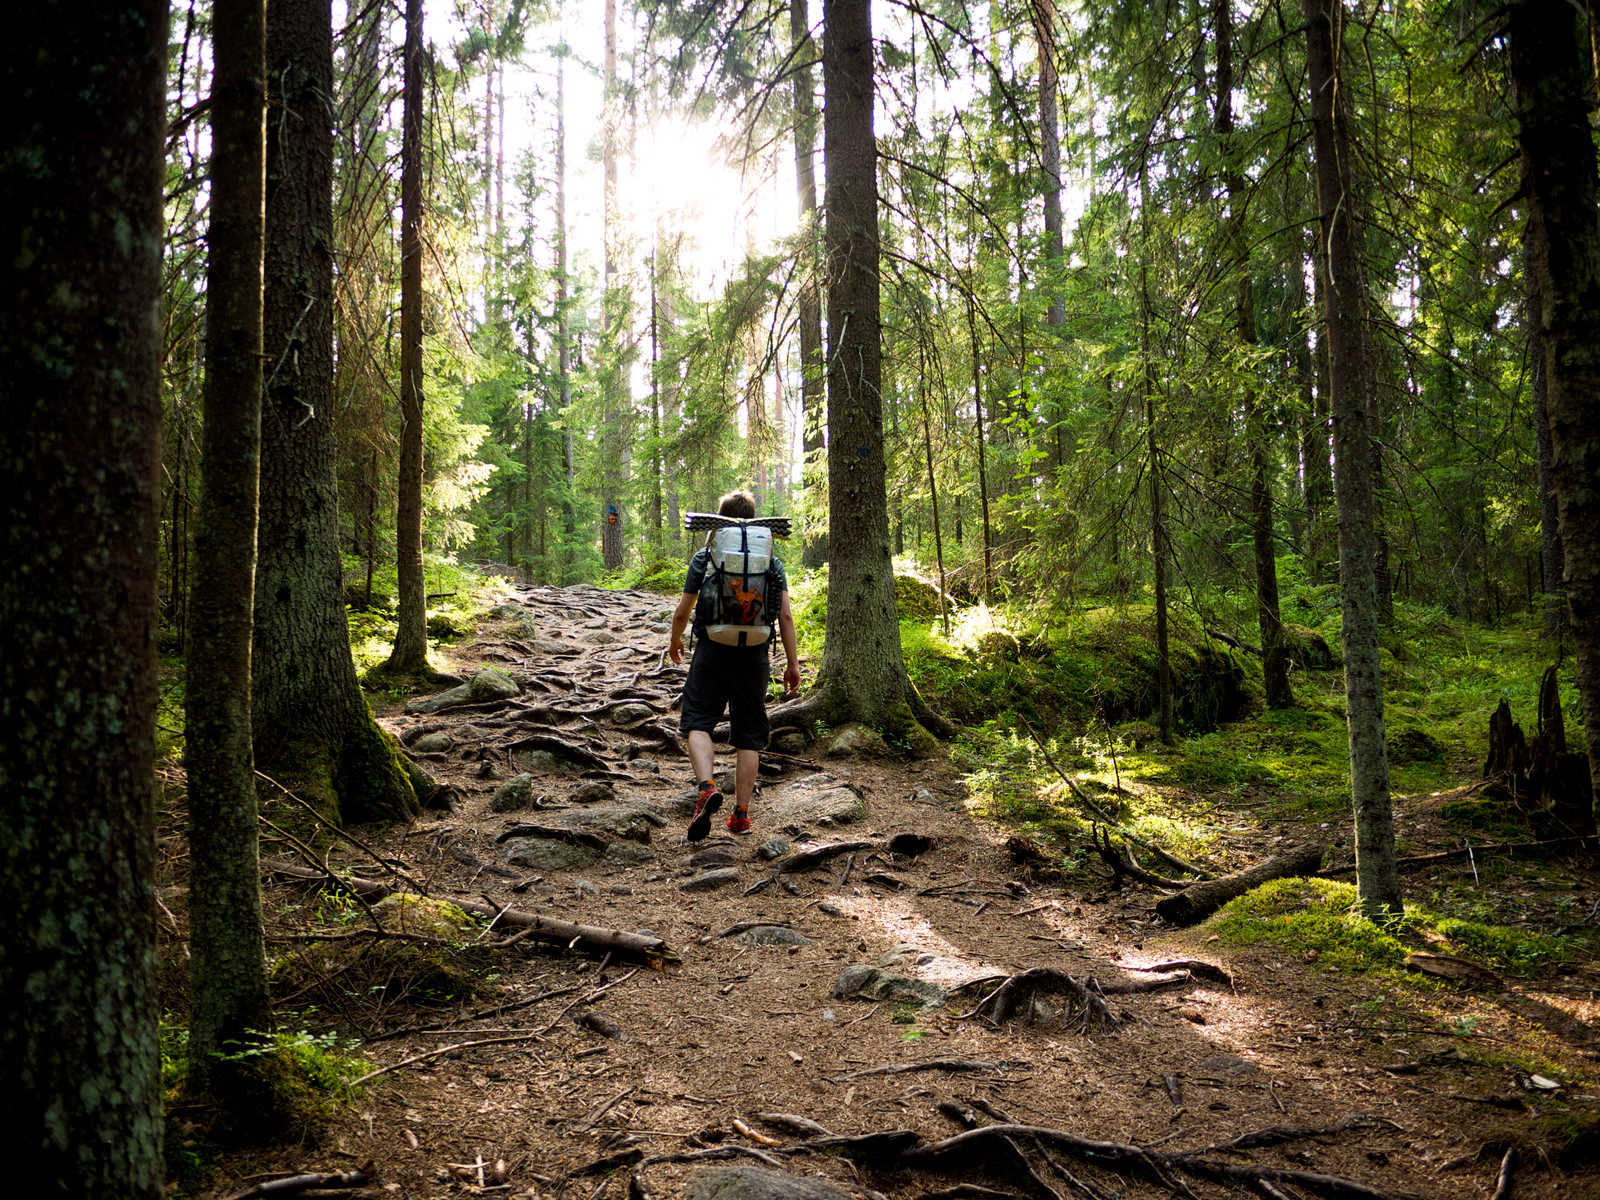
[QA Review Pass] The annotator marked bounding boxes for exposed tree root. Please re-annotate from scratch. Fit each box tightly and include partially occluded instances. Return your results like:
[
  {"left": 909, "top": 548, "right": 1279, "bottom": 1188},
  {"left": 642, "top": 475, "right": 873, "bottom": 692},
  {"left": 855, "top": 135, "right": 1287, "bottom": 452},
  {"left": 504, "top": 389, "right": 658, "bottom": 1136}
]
[{"left": 957, "top": 968, "right": 1125, "bottom": 1033}]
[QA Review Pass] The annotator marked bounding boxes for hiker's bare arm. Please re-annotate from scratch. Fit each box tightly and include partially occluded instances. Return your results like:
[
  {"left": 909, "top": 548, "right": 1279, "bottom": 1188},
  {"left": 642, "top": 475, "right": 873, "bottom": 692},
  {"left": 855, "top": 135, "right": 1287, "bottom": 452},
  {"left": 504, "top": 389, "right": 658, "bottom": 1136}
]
[
  {"left": 779, "top": 592, "right": 801, "bottom": 697},
  {"left": 668, "top": 592, "right": 696, "bottom": 664}
]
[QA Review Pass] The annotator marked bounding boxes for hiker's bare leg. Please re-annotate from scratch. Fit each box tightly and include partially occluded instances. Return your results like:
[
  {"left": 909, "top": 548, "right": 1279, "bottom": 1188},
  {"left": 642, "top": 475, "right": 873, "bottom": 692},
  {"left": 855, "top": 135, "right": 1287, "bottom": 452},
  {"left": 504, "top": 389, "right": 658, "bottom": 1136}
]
[
  {"left": 734, "top": 748, "right": 758, "bottom": 810},
  {"left": 687, "top": 730, "right": 716, "bottom": 787}
]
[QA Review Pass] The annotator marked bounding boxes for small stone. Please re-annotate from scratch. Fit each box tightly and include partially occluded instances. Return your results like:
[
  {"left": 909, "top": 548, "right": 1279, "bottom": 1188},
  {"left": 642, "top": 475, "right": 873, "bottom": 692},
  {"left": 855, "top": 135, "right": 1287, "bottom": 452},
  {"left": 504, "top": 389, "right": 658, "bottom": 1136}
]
[
  {"left": 817, "top": 901, "right": 846, "bottom": 917},
  {"left": 410, "top": 731, "right": 453, "bottom": 753},
  {"left": 1196, "top": 1054, "right": 1260, "bottom": 1081},
  {"left": 756, "top": 837, "right": 791, "bottom": 861},
  {"left": 585, "top": 630, "right": 620, "bottom": 645},
  {"left": 609, "top": 884, "right": 633, "bottom": 896},
  {"left": 735, "top": 925, "right": 812, "bottom": 948},
  {"left": 574, "top": 880, "right": 599, "bottom": 898},
  {"left": 771, "top": 729, "right": 810, "bottom": 755},
  {"left": 571, "top": 781, "right": 616, "bottom": 805},
  {"left": 681, "top": 868, "right": 741, "bottom": 892},
  {"left": 601, "top": 841, "right": 656, "bottom": 868},
  {"left": 608, "top": 702, "right": 654, "bottom": 725}
]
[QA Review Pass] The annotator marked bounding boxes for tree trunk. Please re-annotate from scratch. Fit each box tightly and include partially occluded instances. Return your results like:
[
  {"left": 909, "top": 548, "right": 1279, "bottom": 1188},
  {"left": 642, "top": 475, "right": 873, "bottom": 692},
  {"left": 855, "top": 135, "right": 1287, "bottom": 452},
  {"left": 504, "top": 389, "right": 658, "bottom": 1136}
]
[
  {"left": 1526, "top": 193, "right": 1566, "bottom": 638},
  {"left": 556, "top": 32, "right": 575, "bottom": 581},
  {"left": 258, "top": 0, "right": 422, "bottom": 824},
  {"left": 1138, "top": 165, "right": 1173, "bottom": 745},
  {"left": 1306, "top": 0, "right": 1400, "bottom": 916},
  {"left": 793, "top": 0, "right": 828, "bottom": 569},
  {"left": 1510, "top": 0, "right": 1600, "bottom": 830},
  {"left": 186, "top": 0, "right": 276, "bottom": 1113},
  {"left": 389, "top": 0, "right": 430, "bottom": 671},
  {"left": 0, "top": 4, "right": 167, "bottom": 1190},
  {"left": 967, "top": 286, "right": 995, "bottom": 603},
  {"left": 786, "top": 0, "right": 929, "bottom": 740},
  {"left": 600, "top": 0, "right": 626, "bottom": 572},
  {"left": 1033, "top": 0, "right": 1065, "bottom": 330},
  {"left": 1215, "top": 0, "right": 1291, "bottom": 708}
]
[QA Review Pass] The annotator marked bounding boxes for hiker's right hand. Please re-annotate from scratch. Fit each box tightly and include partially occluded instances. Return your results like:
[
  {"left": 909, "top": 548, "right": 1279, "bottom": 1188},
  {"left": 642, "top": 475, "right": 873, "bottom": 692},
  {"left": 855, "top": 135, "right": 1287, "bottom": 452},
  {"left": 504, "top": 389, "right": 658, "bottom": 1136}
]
[
  {"left": 669, "top": 639, "right": 684, "bottom": 665},
  {"left": 783, "top": 662, "right": 801, "bottom": 698}
]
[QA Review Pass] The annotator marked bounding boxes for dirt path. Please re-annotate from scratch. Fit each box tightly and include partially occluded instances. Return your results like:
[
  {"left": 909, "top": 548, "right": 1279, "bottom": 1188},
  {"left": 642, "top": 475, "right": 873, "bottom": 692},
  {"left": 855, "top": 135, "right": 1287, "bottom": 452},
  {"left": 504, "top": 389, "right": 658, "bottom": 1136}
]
[{"left": 217, "top": 585, "right": 1600, "bottom": 1200}]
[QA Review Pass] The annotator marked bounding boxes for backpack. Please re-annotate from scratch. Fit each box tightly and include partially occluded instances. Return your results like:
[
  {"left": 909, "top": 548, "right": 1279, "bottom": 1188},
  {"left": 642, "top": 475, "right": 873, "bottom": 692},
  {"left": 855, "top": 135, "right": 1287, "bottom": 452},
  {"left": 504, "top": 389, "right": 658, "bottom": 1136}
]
[{"left": 696, "top": 521, "right": 779, "bottom": 648}]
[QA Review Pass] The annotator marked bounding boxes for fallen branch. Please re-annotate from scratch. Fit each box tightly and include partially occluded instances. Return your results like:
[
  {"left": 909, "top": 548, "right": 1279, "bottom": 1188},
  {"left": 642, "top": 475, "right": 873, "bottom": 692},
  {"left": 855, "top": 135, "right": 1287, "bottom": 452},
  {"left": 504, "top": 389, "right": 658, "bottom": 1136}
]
[
  {"left": 223, "top": 1165, "right": 374, "bottom": 1200},
  {"left": 1093, "top": 828, "right": 1188, "bottom": 890},
  {"left": 261, "top": 858, "right": 679, "bottom": 964},
  {"left": 1119, "top": 959, "right": 1233, "bottom": 986},
  {"left": 1155, "top": 845, "right": 1325, "bottom": 927}
]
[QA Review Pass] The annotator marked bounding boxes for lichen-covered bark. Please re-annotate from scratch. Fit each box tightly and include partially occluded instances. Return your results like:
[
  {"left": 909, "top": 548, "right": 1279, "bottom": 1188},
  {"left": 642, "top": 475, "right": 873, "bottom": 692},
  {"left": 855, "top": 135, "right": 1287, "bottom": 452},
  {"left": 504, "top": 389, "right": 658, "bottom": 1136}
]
[
  {"left": 1305, "top": 0, "right": 1401, "bottom": 914},
  {"left": 186, "top": 0, "right": 275, "bottom": 1103},
  {"left": 810, "top": 0, "right": 920, "bottom": 732},
  {"left": 792, "top": 0, "right": 828, "bottom": 570},
  {"left": 259, "top": 0, "right": 419, "bottom": 823},
  {"left": 1510, "top": 0, "right": 1600, "bottom": 831},
  {"left": 0, "top": 4, "right": 168, "bottom": 1192}
]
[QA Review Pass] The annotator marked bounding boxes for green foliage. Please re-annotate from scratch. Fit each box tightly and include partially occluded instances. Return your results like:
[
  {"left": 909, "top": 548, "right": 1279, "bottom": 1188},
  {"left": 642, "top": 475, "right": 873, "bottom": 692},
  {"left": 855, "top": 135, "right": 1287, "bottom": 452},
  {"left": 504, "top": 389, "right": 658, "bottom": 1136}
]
[
  {"left": 609, "top": 554, "right": 689, "bottom": 595},
  {"left": 1211, "top": 879, "right": 1411, "bottom": 971}
]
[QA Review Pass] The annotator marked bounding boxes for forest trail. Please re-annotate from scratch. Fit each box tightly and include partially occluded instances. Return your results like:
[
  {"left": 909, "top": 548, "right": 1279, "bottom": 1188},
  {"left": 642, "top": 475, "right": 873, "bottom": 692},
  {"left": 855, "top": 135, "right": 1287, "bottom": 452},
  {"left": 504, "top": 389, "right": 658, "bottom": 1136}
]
[{"left": 228, "top": 585, "right": 1593, "bottom": 1200}]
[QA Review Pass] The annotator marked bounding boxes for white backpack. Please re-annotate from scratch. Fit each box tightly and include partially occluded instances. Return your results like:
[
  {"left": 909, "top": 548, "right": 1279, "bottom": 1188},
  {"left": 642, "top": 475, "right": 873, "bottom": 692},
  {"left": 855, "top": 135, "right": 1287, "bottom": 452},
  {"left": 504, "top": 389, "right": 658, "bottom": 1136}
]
[{"left": 698, "top": 522, "right": 777, "bottom": 647}]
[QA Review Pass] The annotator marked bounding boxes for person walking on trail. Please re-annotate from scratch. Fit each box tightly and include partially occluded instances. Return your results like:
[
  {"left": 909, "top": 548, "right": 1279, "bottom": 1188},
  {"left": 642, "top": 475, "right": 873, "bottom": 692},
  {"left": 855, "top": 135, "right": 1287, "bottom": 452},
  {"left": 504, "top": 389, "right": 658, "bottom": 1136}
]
[{"left": 668, "top": 490, "right": 802, "bottom": 841}]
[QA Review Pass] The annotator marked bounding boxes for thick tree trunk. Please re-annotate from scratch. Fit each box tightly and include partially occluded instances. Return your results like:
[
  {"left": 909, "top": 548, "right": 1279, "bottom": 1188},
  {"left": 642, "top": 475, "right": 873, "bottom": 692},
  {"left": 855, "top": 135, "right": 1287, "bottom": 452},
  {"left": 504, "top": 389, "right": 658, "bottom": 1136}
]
[
  {"left": 389, "top": 0, "right": 430, "bottom": 671},
  {"left": 0, "top": 4, "right": 167, "bottom": 1190},
  {"left": 793, "top": 0, "right": 828, "bottom": 569},
  {"left": 1138, "top": 166, "right": 1174, "bottom": 745},
  {"left": 1215, "top": 0, "right": 1291, "bottom": 708},
  {"left": 794, "top": 0, "right": 925, "bottom": 738},
  {"left": 1306, "top": 0, "right": 1400, "bottom": 915},
  {"left": 258, "top": 0, "right": 421, "bottom": 825},
  {"left": 186, "top": 0, "right": 275, "bottom": 1111},
  {"left": 1510, "top": 0, "right": 1600, "bottom": 829}
]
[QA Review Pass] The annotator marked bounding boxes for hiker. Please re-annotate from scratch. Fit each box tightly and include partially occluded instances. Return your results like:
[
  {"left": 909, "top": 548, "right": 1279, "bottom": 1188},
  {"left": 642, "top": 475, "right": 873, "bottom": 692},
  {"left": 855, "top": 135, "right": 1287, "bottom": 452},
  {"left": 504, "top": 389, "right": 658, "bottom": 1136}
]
[{"left": 667, "top": 490, "right": 802, "bottom": 840}]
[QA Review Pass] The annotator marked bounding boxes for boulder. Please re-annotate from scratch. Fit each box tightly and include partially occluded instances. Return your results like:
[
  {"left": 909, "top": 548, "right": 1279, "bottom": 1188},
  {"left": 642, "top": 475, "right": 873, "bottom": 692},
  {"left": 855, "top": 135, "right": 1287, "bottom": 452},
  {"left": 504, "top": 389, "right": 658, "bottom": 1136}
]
[
  {"left": 832, "top": 964, "right": 945, "bottom": 1008},
  {"left": 411, "top": 731, "right": 453, "bottom": 754},
  {"left": 608, "top": 702, "right": 654, "bottom": 725},
  {"left": 500, "top": 837, "right": 603, "bottom": 872},
  {"left": 468, "top": 669, "right": 521, "bottom": 701},
  {"left": 372, "top": 894, "right": 477, "bottom": 940},
  {"left": 489, "top": 774, "right": 540, "bottom": 813},
  {"left": 764, "top": 783, "right": 867, "bottom": 828}
]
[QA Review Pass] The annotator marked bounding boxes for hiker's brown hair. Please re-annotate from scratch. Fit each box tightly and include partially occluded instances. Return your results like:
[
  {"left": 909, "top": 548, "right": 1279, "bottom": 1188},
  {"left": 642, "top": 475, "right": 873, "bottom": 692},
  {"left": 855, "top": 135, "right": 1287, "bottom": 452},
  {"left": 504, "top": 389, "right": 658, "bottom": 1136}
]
[{"left": 717, "top": 490, "right": 757, "bottom": 519}]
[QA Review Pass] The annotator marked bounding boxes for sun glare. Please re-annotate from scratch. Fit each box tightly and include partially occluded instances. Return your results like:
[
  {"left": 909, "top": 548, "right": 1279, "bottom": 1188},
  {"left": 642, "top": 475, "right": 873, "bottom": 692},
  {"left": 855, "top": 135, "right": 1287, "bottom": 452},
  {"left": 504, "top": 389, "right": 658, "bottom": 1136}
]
[{"left": 632, "top": 116, "right": 788, "bottom": 290}]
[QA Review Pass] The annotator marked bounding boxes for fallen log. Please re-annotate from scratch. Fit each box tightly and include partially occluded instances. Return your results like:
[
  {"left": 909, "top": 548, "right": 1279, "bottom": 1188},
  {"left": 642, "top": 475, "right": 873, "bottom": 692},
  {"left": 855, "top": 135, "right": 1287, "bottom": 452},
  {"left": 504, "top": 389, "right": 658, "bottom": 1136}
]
[
  {"left": 261, "top": 858, "right": 678, "bottom": 965},
  {"left": 1154, "top": 844, "right": 1325, "bottom": 927}
]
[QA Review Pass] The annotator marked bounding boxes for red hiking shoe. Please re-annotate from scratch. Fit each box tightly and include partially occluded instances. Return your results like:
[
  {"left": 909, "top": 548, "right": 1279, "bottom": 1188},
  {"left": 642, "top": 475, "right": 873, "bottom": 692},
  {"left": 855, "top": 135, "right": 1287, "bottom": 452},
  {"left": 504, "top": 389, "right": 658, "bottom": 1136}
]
[
  {"left": 725, "top": 808, "right": 751, "bottom": 835},
  {"left": 687, "top": 784, "right": 723, "bottom": 842}
]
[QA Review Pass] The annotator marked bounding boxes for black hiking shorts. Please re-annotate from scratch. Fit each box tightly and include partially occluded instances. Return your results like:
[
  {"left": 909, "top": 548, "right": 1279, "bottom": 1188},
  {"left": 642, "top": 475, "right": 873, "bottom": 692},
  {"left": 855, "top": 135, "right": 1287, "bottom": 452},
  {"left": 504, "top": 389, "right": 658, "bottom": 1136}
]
[{"left": 679, "top": 639, "right": 771, "bottom": 751}]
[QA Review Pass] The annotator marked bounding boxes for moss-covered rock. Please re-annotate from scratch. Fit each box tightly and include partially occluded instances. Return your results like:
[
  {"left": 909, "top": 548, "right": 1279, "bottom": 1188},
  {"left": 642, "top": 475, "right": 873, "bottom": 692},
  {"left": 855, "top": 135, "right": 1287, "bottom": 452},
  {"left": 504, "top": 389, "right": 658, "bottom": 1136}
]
[
  {"left": 1389, "top": 724, "right": 1445, "bottom": 764},
  {"left": 894, "top": 571, "right": 958, "bottom": 620},
  {"left": 1283, "top": 623, "right": 1337, "bottom": 670}
]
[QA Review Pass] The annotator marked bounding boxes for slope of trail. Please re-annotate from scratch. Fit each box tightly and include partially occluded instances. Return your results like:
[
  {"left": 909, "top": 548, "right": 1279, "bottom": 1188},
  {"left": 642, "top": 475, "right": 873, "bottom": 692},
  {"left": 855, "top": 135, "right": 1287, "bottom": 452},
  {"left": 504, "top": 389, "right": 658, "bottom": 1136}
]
[{"left": 223, "top": 584, "right": 1586, "bottom": 1200}]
